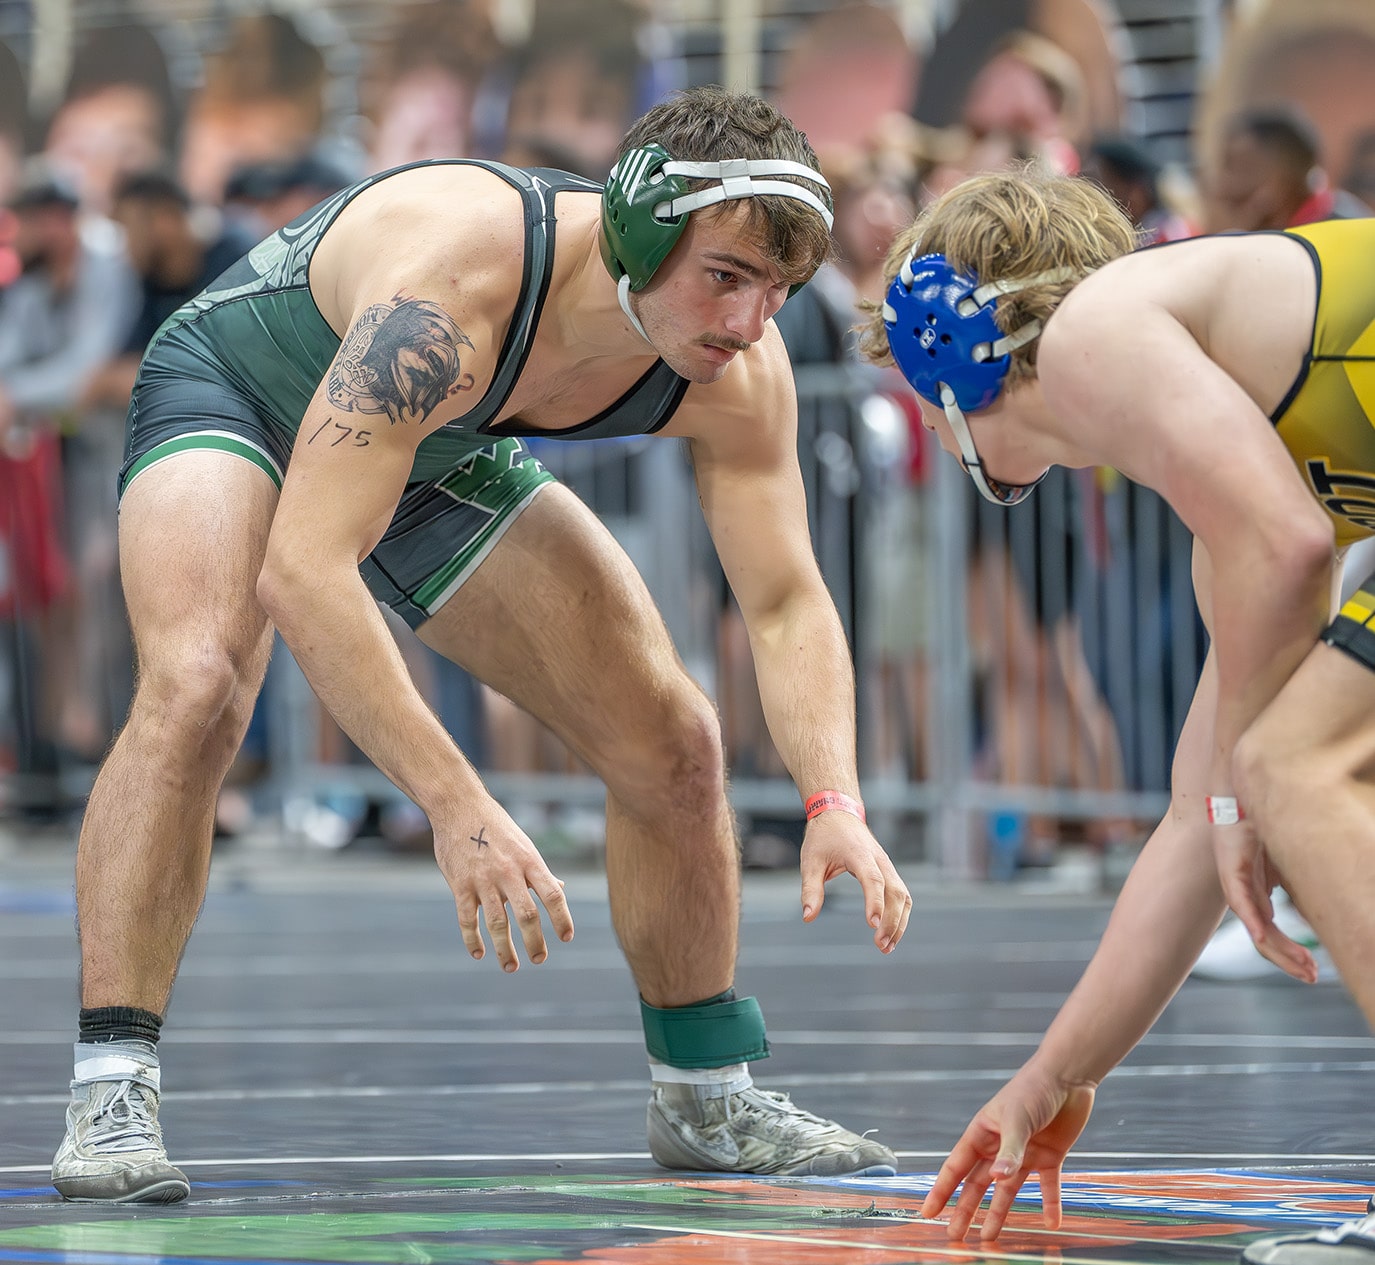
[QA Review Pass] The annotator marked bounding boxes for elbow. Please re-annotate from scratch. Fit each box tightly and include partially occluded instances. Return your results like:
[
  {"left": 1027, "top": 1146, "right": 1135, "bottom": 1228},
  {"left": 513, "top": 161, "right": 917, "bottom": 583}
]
[
  {"left": 255, "top": 559, "right": 290, "bottom": 627},
  {"left": 256, "top": 548, "right": 313, "bottom": 629},
  {"left": 1277, "top": 509, "right": 1336, "bottom": 585}
]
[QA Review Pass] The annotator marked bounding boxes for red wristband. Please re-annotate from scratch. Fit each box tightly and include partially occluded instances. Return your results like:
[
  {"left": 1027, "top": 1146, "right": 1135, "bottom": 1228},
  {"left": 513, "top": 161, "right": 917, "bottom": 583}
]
[{"left": 804, "top": 790, "right": 866, "bottom": 823}]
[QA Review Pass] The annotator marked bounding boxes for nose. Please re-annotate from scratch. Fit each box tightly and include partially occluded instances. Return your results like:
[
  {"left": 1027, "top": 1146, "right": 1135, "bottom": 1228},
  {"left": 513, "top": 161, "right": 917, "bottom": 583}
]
[{"left": 723, "top": 288, "right": 772, "bottom": 344}]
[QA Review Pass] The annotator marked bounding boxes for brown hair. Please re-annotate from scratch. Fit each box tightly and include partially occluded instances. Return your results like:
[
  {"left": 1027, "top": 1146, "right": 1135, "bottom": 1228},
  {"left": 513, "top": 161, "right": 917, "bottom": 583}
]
[
  {"left": 857, "top": 164, "right": 1137, "bottom": 390},
  {"left": 617, "top": 85, "right": 835, "bottom": 286}
]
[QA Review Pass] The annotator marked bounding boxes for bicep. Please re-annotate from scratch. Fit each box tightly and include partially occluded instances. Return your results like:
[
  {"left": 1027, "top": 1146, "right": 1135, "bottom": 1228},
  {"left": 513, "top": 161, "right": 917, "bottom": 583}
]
[{"left": 272, "top": 291, "right": 493, "bottom": 567}]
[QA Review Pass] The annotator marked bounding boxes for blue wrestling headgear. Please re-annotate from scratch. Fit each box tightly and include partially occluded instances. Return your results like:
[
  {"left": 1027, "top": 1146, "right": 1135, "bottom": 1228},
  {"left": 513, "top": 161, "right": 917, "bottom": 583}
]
[{"left": 883, "top": 252, "right": 1074, "bottom": 505}]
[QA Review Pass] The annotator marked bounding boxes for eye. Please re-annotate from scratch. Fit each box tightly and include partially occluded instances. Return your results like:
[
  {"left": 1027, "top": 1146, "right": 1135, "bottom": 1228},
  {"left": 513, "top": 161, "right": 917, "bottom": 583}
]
[{"left": 709, "top": 269, "right": 736, "bottom": 285}]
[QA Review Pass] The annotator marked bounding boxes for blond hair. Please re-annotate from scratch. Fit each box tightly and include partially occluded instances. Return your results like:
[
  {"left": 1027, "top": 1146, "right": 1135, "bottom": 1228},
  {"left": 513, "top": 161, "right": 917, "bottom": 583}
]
[{"left": 857, "top": 165, "right": 1137, "bottom": 391}]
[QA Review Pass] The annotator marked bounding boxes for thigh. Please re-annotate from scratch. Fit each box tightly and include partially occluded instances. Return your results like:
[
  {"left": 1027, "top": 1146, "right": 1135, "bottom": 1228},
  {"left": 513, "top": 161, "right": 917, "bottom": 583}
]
[
  {"left": 1259, "top": 641, "right": 1375, "bottom": 761},
  {"left": 416, "top": 482, "right": 697, "bottom": 766},
  {"left": 362, "top": 438, "right": 554, "bottom": 628},
  {"left": 118, "top": 449, "right": 279, "bottom": 668}
]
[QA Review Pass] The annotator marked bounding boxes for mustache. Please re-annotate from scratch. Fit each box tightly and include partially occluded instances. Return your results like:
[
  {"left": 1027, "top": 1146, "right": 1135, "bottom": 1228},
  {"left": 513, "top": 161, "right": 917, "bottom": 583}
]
[{"left": 703, "top": 336, "right": 750, "bottom": 352}]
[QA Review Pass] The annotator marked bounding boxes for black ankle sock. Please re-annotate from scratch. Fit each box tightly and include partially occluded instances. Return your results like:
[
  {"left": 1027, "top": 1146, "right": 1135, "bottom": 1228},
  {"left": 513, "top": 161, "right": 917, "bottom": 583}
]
[{"left": 78, "top": 1006, "right": 163, "bottom": 1047}]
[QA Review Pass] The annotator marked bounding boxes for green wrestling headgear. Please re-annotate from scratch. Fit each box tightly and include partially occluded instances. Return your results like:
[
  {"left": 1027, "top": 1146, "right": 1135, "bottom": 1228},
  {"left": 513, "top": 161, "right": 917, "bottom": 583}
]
[{"left": 599, "top": 142, "right": 834, "bottom": 300}]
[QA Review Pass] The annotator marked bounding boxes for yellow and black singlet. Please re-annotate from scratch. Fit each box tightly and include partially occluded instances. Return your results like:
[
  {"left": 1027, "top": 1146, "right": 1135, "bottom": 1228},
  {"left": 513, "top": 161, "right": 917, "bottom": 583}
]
[{"left": 1272, "top": 217, "right": 1375, "bottom": 547}]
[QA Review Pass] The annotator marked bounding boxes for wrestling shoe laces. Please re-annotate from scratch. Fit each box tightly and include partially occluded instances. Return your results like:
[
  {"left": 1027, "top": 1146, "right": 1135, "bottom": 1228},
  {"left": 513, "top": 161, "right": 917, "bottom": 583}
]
[{"left": 81, "top": 1080, "right": 164, "bottom": 1153}]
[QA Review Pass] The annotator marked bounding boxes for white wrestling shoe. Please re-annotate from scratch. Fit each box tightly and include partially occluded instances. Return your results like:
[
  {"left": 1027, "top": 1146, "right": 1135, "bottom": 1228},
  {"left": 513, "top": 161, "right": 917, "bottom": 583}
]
[
  {"left": 1243, "top": 1212, "right": 1375, "bottom": 1265},
  {"left": 647, "top": 1081, "right": 898, "bottom": 1177},
  {"left": 52, "top": 1046, "right": 189, "bottom": 1203}
]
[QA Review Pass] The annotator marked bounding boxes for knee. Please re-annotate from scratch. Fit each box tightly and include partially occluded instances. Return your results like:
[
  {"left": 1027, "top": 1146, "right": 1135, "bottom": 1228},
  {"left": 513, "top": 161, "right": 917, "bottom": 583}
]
[
  {"left": 134, "top": 642, "right": 262, "bottom": 749},
  {"left": 1233, "top": 713, "right": 1330, "bottom": 856},
  {"left": 605, "top": 681, "right": 726, "bottom": 818}
]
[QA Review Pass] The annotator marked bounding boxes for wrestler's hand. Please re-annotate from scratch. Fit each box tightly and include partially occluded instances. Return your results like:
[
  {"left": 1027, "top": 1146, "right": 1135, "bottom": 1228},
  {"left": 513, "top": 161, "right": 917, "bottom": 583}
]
[
  {"left": 433, "top": 803, "right": 574, "bottom": 972},
  {"left": 921, "top": 1065, "right": 1096, "bottom": 1241},
  {"left": 1211, "top": 818, "right": 1317, "bottom": 984},
  {"left": 800, "top": 812, "right": 911, "bottom": 953}
]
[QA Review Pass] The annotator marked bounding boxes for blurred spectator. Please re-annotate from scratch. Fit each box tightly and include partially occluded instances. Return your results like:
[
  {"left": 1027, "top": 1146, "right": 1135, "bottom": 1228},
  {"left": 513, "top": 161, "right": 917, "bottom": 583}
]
[
  {"left": 179, "top": 14, "right": 329, "bottom": 205},
  {"left": 960, "top": 30, "right": 1085, "bottom": 173},
  {"left": 0, "top": 163, "right": 138, "bottom": 439},
  {"left": 1084, "top": 135, "right": 1195, "bottom": 243},
  {"left": 0, "top": 161, "right": 137, "bottom": 815},
  {"left": 359, "top": 0, "right": 497, "bottom": 171},
  {"left": 772, "top": 3, "right": 919, "bottom": 155},
  {"left": 81, "top": 170, "right": 256, "bottom": 416},
  {"left": 41, "top": 24, "right": 178, "bottom": 216},
  {"left": 914, "top": 0, "right": 1121, "bottom": 149},
  {"left": 222, "top": 152, "right": 354, "bottom": 239},
  {"left": 498, "top": 0, "right": 652, "bottom": 180},
  {"left": 1206, "top": 104, "right": 1371, "bottom": 233},
  {"left": 917, "top": 28, "right": 1086, "bottom": 203},
  {"left": 1196, "top": 0, "right": 1375, "bottom": 217}
]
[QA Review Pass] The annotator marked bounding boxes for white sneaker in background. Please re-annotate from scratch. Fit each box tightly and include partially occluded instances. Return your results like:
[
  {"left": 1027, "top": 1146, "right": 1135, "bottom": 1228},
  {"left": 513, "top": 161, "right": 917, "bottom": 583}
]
[{"left": 1191, "top": 894, "right": 1334, "bottom": 982}]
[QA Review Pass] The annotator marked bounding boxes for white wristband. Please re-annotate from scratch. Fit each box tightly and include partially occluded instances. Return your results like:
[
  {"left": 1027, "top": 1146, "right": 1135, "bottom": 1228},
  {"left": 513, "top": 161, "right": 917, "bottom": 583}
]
[{"left": 1206, "top": 795, "right": 1243, "bottom": 825}]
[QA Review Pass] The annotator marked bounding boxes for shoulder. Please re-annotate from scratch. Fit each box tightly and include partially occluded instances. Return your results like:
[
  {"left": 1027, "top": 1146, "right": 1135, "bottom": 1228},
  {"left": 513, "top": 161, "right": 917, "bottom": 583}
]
[
  {"left": 327, "top": 163, "right": 535, "bottom": 291},
  {"left": 317, "top": 164, "right": 537, "bottom": 343}
]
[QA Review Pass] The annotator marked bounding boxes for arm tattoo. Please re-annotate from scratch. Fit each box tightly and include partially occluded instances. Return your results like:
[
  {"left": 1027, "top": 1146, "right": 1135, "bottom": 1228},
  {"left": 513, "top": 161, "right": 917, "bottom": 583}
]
[
  {"left": 327, "top": 296, "right": 477, "bottom": 426},
  {"left": 471, "top": 827, "right": 489, "bottom": 851},
  {"left": 307, "top": 417, "right": 372, "bottom": 447}
]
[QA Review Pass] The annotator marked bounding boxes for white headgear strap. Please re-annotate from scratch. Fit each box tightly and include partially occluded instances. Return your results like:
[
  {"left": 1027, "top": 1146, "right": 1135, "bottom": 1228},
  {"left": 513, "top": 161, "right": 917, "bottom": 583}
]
[
  {"left": 655, "top": 158, "right": 834, "bottom": 229},
  {"left": 617, "top": 273, "right": 652, "bottom": 344}
]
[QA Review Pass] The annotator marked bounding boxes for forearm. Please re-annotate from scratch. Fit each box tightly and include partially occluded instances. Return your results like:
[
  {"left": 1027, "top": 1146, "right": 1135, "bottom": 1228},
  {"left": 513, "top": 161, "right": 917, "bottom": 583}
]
[
  {"left": 264, "top": 565, "right": 487, "bottom": 821},
  {"left": 1033, "top": 809, "right": 1226, "bottom": 1087},
  {"left": 748, "top": 587, "right": 861, "bottom": 797}
]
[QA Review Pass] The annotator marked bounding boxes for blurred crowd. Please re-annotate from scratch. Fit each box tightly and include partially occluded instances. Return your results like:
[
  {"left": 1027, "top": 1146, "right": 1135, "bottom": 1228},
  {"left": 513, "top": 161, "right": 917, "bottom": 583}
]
[{"left": 2, "top": 0, "right": 1373, "bottom": 871}]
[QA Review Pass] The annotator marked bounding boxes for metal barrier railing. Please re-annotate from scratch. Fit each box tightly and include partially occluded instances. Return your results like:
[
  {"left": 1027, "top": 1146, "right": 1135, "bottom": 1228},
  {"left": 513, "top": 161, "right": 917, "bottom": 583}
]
[{"left": 1, "top": 361, "right": 1195, "bottom": 877}]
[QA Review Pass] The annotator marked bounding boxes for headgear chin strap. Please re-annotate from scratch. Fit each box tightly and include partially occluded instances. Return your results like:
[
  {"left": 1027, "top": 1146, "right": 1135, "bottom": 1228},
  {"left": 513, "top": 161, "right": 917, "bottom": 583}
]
[
  {"left": 882, "top": 252, "right": 1074, "bottom": 505},
  {"left": 617, "top": 273, "right": 651, "bottom": 344}
]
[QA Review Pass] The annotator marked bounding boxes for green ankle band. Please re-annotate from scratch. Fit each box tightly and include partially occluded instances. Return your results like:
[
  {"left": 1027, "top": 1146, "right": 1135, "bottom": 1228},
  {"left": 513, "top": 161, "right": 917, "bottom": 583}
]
[{"left": 640, "top": 994, "right": 770, "bottom": 1068}]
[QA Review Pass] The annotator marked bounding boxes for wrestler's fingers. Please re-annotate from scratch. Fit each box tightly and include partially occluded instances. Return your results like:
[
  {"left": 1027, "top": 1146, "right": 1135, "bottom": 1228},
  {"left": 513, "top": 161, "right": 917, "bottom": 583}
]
[
  {"left": 1039, "top": 1166, "right": 1064, "bottom": 1230},
  {"left": 455, "top": 896, "right": 485, "bottom": 961},
  {"left": 480, "top": 893, "right": 520, "bottom": 972},
  {"left": 922, "top": 1139, "right": 983, "bottom": 1220},
  {"left": 534, "top": 876, "right": 575, "bottom": 943},
  {"left": 947, "top": 1160, "right": 995, "bottom": 1240},
  {"left": 980, "top": 1171, "right": 1026, "bottom": 1242}
]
